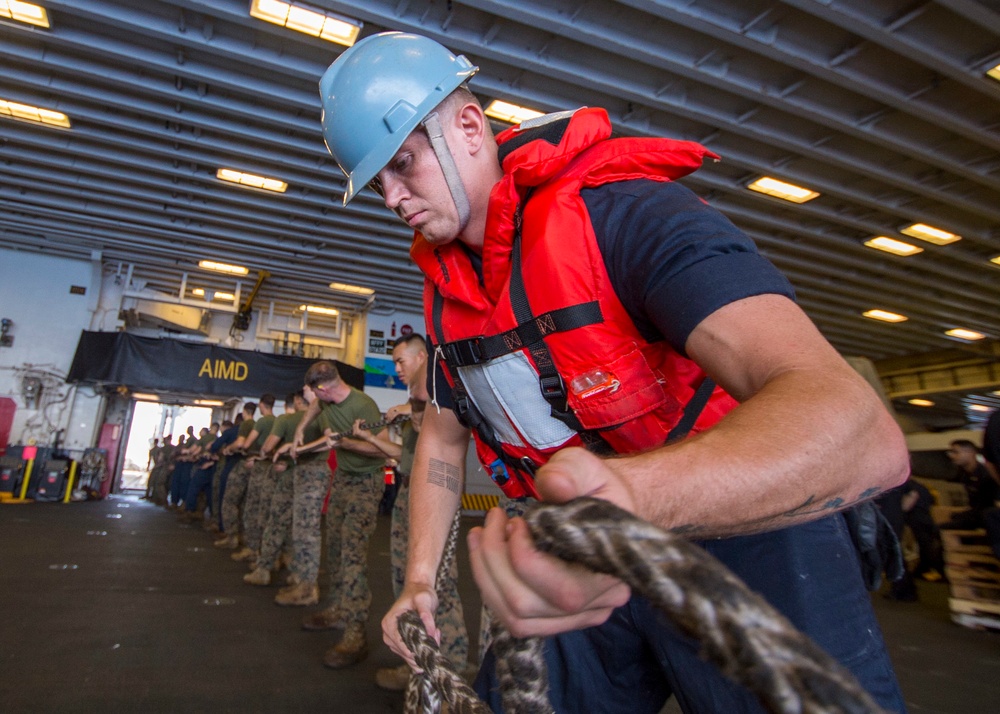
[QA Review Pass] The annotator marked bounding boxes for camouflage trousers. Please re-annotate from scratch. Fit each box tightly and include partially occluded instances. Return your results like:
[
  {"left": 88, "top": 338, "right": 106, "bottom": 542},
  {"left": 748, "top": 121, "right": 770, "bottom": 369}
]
[
  {"left": 290, "top": 458, "right": 332, "bottom": 584},
  {"left": 478, "top": 494, "right": 529, "bottom": 664},
  {"left": 257, "top": 460, "right": 295, "bottom": 570},
  {"left": 242, "top": 460, "right": 276, "bottom": 553},
  {"left": 210, "top": 459, "right": 224, "bottom": 521},
  {"left": 392, "top": 480, "right": 469, "bottom": 667},
  {"left": 149, "top": 464, "right": 171, "bottom": 505},
  {"left": 325, "top": 466, "right": 384, "bottom": 625},
  {"left": 221, "top": 459, "right": 252, "bottom": 538}
]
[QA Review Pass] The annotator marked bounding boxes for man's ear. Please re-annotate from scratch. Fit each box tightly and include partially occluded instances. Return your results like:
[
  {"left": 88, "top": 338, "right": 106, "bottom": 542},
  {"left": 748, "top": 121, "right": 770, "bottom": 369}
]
[{"left": 455, "top": 102, "right": 487, "bottom": 154}]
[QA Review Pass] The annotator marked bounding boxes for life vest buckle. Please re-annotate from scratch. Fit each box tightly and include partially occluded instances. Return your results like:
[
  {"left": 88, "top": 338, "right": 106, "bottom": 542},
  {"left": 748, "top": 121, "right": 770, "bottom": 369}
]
[
  {"left": 539, "top": 374, "right": 566, "bottom": 400},
  {"left": 444, "top": 337, "right": 484, "bottom": 366}
]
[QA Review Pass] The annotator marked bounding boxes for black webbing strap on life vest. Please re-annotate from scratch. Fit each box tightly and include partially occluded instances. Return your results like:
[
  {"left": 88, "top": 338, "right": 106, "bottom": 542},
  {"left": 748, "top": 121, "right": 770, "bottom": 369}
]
[
  {"left": 507, "top": 209, "right": 593, "bottom": 433},
  {"left": 430, "top": 288, "right": 534, "bottom": 489},
  {"left": 439, "top": 301, "right": 603, "bottom": 368},
  {"left": 665, "top": 376, "right": 715, "bottom": 444}
]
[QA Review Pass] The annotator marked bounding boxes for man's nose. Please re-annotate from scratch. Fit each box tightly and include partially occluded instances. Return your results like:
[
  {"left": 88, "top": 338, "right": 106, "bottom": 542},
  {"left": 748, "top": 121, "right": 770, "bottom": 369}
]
[{"left": 381, "top": 174, "right": 406, "bottom": 210}]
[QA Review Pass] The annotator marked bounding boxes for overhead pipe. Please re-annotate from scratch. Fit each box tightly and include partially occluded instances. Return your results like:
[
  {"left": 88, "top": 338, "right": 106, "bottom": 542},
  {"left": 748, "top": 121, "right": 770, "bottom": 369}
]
[
  {"left": 0, "top": 132, "right": 420, "bottom": 252},
  {"left": 605, "top": 0, "right": 1000, "bottom": 146},
  {"left": 38, "top": 0, "right": 326, "bottom": 102},
  {"left": 3, "top": 15, "right": 996, "bottom": 229},
  {"left": 0, "top": 196, "right": 420, "bottom": 278},
  {"left": 0, "top": 216, "right": 426, "bottom": 310},
  {"left": 0, "top": 220, "right": 425, "bottom": 318},
  {"left": 457, "top": 0, "right": 1000, "bottom": 190}
]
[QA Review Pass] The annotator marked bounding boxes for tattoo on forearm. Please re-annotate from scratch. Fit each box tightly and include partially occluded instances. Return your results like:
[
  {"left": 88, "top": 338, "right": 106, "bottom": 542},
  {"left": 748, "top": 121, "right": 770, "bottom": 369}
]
[
  {"left": 427, "top": 458, "right": 461, "bottom": 495},
  {"left": 782, "top": 486, "right": 883, "bottom": 519},
  {"left": 670, "top": 487, "right": 885, "bottom": 537}
]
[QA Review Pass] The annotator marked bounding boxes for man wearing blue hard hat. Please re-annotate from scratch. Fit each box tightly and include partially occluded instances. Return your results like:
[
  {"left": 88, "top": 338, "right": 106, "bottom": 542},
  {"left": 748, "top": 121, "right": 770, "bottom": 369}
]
[{"left": 319, "top": 31, "right": 909, "bottom": 713}]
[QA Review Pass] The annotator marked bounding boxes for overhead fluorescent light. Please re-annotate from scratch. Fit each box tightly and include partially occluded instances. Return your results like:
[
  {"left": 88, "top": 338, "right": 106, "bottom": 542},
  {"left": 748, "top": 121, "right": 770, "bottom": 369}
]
[
  {"left": 0, "top": 98, "right": 70, "bottom": 128},
  {"left": 862, "top": 309, "right": 908, "bottom": 323},
  {"left": 945, "top": 328, "right": 985, "bottom": 341},
  {"left": 0, "top": 1, "right": 50, "bottom": 28},
  {"left": 198, "top": 260, "right": 249, "bottom": 276},
  {"left": 192, "top": 288, "right": 236, "bottom": 301},
  {"left": 969, "top": 404, "right": 991, "bottom": 412},
  {"left": 907, "top": 398, "right": 934, "bottom": 407},
  {"left": 195, "top": 399, "right": 225, "bottom": 407},
  {"left": 249, "top": 0, "right": 362, "bottom": 46},
  {"left": 900, "top": 222, "right": 960, "bottom": 245},
  {"left": 484, "top": 100, "right": 545, "bottom": 125},
  {"left": 988, "top": 63, "right": 1000, "bottom": 82},
  {"left": 863, "top": 236, "right": 923, "bottom": 257},
  {"left": 747, "top": 177, "right": 819, "bottom": 204},
  {"left": 329, "top": 281, "right": 374, "bottom": 296},
  {"left": 299, "top": 304, "right": 339, "bottom": 316},
  {"left": 132, "top": 393, "right": 160, "bottom": 402},
  {"left": 217, "top": 168, "right": 287, "bottom": 193}
]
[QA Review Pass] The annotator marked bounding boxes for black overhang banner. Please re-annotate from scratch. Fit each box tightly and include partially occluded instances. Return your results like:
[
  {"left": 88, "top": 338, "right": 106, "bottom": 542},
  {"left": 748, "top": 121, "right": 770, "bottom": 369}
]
[{"left": 67, "top": 331, "right": 364, "bottom": 396}]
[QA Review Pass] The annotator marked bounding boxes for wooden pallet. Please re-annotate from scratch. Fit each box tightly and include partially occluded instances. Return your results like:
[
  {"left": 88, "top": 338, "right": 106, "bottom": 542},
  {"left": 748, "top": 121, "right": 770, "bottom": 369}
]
[
  {"left": 946, "top": 565, "right": 1000, "bottom": 586},
  {"left": 931, "top": 505, "right": 968, "bottom": 525},
  {"left": 949, "top": 597, "right": 1000, "bottom": 617},
  {"left": 950, "top": 582, "right": 1000, "bottom": 603},
  {"left": 943, "top": 551, "right": 1000, "bottom": 572},
  {"left": 940, "top": 529, "right": 994, "bottom": 555},
  {"left": 952, "top": 612, "right": 1000, "bottom": 632}
]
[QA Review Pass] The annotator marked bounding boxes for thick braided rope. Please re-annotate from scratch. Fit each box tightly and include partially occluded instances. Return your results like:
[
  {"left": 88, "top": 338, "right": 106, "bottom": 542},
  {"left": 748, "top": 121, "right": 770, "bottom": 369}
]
[
  {"left": 399, "top": 497, "right": 888, "bottom": 714},
  {"left": 399, "top": 610, "right": 491, "bottom": 714},
  {"left": 401, "top": 509, "right": 482, "bottom": 714},
  {"left": 508, "top": 497, "right": 889, "bottom": 714}
]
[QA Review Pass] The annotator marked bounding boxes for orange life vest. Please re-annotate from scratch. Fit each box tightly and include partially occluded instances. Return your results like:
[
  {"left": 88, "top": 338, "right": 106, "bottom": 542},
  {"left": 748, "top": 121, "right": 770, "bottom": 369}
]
[{"left": 411, "top": 107, "right": 739, "bottom": 498}]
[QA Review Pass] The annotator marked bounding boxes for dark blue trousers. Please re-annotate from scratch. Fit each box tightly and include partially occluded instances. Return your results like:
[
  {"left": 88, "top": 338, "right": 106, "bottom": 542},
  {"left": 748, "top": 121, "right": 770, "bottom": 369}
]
[
  {"left": 184, "top": 463, "right": 215, "bottom": 513},
  {"left": 169, "top": 462, "right": 192, "bottom": 506},
  {"left": 475, "top": 514, "right": 906, "bottom": 713}
]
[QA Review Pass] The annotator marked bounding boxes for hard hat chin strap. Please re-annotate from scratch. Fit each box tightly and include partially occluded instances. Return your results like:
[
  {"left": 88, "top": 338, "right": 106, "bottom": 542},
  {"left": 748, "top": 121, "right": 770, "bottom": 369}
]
[{"left": 422, "top": 112, "right": 472, "bottom": 232}]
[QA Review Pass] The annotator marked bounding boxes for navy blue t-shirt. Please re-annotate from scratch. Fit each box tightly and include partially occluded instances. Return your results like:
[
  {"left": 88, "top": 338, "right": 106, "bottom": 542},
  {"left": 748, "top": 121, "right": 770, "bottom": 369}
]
[{"left": 428, "top": 179, "right": 795, "bottom": 408}]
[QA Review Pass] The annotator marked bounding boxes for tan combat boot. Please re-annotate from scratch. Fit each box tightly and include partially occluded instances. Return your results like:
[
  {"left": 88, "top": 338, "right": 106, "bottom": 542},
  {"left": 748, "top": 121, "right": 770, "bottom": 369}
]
[
  {"left": 323, "top": 623, "right": 368, "bottom": 669},
  {"left": 230, "top": 546, "right": 255, "bottom": 562},
  {"left": 243, "top": 567, "right": 271, "bottom": 586},
  {"left": 299, "top": 602, "right": 345, "bottom": 627},
  {"left": 273, "top": 582, "right": 320, "bottom": 607},
  {"left": 213, "top": 534, "right": 239, "bottom": 549},
  {"left": 374, "top": 663, "right": 411, "bottom": 691}
]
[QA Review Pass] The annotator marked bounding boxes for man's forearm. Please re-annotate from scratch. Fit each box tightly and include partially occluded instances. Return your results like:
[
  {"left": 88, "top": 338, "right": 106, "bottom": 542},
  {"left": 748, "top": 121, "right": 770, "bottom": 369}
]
[
  {"left": 359, "top": 431, "right": 402, "bottom": 460},
  {"left": 336, "top": 436, "right": 391, "bottom": 459},
  {"left": 405, "top": 410, "right": 467, "bottom": 588},
  {"left": 614, "top": 364, "right": 908, "bottom": 539},
  {"left": 295, "top": 400, "right": 321, "bottom": 442}
]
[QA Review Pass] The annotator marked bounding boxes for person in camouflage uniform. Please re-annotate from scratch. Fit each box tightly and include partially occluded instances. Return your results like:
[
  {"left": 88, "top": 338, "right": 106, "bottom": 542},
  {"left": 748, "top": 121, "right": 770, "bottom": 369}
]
[
  {"left": 214, "top": 402, "right": 257, "bottom": 543},
  {"left": 352, "top": 332, "right": 471, "bottom": 691},
  {"left": 273, "top": 384, "right": 330, "bottom": 608},
  {"left": 293, "top": 360, "right": 386, "bottom": 669},
  {"left": 233, "top": 394, "right": 277, "bottom": 564},
  {"left": 244, "top": 391, "right": 308, "bottom": 585},
  {"left": 149, "top": 434, "right": 174, "bottom": 506},
  {"left": 215, "top": 400, "right": 260, "bottom": 551},
  {"left": 143, "top": 438, "right": 161, "bottom": 500}
]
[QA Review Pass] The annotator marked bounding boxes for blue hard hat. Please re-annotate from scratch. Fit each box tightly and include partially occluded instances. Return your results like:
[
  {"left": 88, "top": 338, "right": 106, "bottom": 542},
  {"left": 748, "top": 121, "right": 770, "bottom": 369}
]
[{"left": 319, "top": 32, "right": 479, "bottom": 205}]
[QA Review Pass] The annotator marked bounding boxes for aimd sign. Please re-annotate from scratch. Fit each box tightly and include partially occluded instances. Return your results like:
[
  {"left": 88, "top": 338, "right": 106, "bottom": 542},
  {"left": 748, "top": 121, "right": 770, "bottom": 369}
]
[{"left": 68, "top": 331, "right": 363, "bottom": 396}]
